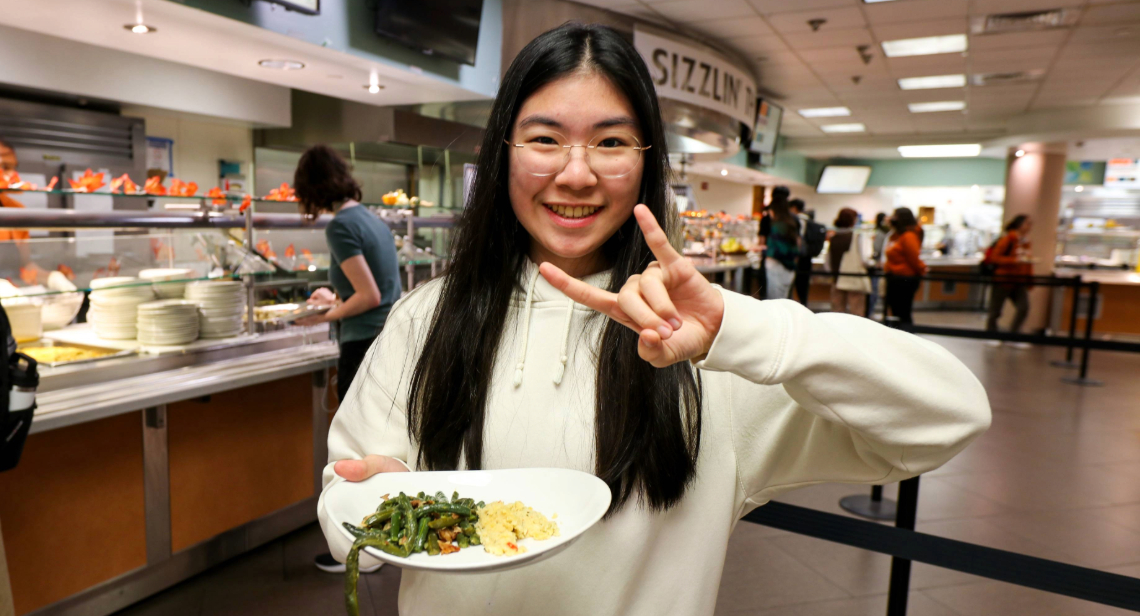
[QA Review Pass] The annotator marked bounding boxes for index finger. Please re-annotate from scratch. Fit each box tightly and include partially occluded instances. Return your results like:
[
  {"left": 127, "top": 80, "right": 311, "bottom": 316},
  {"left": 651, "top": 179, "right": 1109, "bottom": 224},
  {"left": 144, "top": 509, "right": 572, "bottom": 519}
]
[
  {"left": 633, "top": 204, "right": 682, "bottom": 267},
  {"left": 538, "top": 262, "right": 621, "bottom": 317}
]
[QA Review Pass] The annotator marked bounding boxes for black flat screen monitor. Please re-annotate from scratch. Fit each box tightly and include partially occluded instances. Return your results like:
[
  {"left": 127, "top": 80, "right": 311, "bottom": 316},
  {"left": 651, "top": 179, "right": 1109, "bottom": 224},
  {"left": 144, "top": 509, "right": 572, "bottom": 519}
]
[
  {"left": 749, "top": 99, "right": 782, "bottom": 155},
  {"left": 375, "top": 1, "right": 484, "bottom": 66}
]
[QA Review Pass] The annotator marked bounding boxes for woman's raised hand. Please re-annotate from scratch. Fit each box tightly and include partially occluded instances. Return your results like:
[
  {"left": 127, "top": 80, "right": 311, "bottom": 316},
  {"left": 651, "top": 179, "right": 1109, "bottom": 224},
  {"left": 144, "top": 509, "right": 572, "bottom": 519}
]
[{"left": 539, "top": 204, "right": 725, "bottom": 368}]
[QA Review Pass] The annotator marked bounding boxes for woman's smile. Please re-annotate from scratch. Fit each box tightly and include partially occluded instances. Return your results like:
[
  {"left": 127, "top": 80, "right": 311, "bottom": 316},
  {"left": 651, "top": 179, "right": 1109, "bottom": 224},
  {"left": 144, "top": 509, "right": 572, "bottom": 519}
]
[{"left": 542, "top": 202, "right": 606, "bottom": 226}]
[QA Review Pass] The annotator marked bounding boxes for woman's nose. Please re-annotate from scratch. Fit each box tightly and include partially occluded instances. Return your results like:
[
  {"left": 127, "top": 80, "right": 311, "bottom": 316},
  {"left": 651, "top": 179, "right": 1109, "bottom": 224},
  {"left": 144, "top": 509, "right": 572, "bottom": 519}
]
[{"left": 555, "top": 148, "right": 598, "bottom": 190}]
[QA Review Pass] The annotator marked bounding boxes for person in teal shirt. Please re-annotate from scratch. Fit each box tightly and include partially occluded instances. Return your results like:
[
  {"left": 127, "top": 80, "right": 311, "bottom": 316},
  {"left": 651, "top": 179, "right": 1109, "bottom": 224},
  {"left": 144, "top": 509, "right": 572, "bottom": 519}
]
[{"left": 294, "top": 145, "right": 402, "bottom": 574}]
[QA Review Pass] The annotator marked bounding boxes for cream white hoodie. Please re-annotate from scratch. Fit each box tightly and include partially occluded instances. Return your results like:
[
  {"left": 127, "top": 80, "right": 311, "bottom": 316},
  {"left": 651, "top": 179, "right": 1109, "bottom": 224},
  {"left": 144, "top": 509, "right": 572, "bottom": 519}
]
[{"left": 318, "top": 260, "right": 990, "bottom": 616}]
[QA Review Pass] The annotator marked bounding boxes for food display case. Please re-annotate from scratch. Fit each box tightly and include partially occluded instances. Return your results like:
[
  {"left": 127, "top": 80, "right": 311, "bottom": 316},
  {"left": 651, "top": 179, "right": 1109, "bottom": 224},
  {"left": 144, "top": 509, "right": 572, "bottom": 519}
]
[
  {"left": 680, "top": 212, "right": 757, "bottom": 293},
  {"left": 0, "top": 193, "right": 452, "bottom": 616}
]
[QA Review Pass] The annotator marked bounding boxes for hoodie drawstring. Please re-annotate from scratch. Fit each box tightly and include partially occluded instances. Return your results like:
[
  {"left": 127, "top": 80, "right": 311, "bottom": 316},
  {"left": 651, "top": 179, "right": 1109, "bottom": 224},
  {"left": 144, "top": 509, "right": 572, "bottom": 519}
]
[
  {"left": 513, "top": 268, "right": 541, "bottom": 387},
  {"left": 553, "top": 298, "right": 574, "bottom": 385}
]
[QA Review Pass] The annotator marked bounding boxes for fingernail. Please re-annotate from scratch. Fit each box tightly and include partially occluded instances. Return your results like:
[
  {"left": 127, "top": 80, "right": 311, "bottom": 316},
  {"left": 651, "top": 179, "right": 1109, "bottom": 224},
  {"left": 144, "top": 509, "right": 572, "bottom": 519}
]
[
  {"left": 669, "top": 319, "right": 682, "bottom": 330},
  {"left": 643, "top": 337, "right": 657, "bottom": 347},
  {"left": 656, "top": 325, "right": 672, "bottom": 339}
]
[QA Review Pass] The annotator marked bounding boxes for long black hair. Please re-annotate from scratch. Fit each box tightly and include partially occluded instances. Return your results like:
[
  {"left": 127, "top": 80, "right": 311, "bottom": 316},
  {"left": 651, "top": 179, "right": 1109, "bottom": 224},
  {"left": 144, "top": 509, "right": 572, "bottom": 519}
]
[
  {"left": 406, "top": 23, "right": 702, "bottom": 515},
  {"left": 890, "top": 207, "right": 918, "bottom": 235}
]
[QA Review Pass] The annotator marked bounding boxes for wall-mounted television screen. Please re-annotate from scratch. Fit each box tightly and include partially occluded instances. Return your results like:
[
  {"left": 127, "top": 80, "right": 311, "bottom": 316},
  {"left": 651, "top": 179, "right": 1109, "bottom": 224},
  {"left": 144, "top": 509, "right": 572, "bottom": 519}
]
[
  {"left": 375, "top": 0, "right": 484, "bottom": 66},
  {"left": 749, "top": 99, "right": 782, "bottom": 155},
  {"left": 816, "top": 165, "right": 872, "bottom": 194}
]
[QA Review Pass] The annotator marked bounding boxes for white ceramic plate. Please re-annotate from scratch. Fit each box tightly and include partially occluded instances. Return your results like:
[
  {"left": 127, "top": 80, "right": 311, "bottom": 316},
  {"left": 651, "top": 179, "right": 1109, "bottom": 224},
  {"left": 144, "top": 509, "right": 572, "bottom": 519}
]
[{"left": 324, "top": 468, "right": 610, "bottom": 574}]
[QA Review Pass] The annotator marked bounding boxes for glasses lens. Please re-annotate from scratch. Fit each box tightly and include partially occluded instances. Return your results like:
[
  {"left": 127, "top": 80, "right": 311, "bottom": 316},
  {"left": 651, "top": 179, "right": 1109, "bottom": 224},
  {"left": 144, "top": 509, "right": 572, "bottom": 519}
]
[
  {"left": 589, "top": 133, "right": 643, "bottom": 178},
  {"left": 514, "top": 136, "right": 566, "bottom": 177}
]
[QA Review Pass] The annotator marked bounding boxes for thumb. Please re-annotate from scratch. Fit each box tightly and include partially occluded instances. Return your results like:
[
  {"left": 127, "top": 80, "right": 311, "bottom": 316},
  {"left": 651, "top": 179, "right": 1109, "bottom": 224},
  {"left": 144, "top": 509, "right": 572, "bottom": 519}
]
[{"left": 334, "top": 454, "right": 407, "bottom": 481}]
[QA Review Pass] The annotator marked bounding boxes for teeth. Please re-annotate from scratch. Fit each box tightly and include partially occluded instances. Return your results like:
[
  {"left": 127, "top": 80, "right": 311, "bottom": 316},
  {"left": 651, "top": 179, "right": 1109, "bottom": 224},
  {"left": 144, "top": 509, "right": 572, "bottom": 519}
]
[{"left": 548, "top": 205, "right": 599, "bottom": 219}]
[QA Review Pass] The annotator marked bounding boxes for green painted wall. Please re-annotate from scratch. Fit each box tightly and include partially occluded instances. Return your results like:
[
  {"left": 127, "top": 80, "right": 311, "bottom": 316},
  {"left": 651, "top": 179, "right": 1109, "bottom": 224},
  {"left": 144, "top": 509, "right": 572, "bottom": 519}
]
[{"left": 826, "top": 157, "right": 1007, "bottom": 187}]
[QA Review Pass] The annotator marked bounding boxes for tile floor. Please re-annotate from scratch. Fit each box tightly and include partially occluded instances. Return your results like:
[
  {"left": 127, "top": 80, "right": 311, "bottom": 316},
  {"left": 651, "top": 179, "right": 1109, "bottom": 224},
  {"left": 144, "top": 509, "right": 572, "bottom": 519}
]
[{"left": 112, "top": 335, "right": 1140, "bottom": 616}]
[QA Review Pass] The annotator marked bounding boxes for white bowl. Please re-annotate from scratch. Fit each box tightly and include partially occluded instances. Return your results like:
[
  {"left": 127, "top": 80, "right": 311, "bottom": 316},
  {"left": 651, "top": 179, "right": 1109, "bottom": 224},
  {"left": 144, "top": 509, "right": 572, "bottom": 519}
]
[
  {"left": 324, "top": 468, "right": 611, "bottom": 574},
  {"left": 41, "top": 292, "right": 84, "bottom": 329}
]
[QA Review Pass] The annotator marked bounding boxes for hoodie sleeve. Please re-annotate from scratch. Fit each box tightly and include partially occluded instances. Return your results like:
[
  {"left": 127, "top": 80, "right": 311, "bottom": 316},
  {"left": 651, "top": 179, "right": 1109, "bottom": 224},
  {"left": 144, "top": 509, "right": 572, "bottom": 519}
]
[
  {"left": 315, "top": 299, "right": 423, "bottom": 565},
  {"left": 694, "top": 291, "right": 990, "bottom": 509}
]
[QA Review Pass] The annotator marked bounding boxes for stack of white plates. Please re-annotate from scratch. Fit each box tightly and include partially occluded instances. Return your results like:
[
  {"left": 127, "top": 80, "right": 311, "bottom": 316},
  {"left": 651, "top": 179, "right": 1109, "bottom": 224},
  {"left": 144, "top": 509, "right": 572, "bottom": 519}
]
[
  {"left": 136, "top": 300, "right": 200, "bottom": 346},
  {"left": 139, "top": 268, "right": 195, "bottom": 299},
  {"left": 186, "top": 280, "right": 245, "bottom": 339},
  {"left": 89, "top": 277, "right": 155, "bottom": 340}
]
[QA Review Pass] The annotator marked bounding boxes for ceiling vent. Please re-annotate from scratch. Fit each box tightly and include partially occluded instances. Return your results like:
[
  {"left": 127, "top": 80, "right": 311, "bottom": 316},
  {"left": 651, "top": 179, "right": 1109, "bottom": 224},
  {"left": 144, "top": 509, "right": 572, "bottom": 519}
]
[
  {"left": 970, "top": 69, "right": 1046, "bottom": 86},
  {"left": 971, "top": 8, "right": 1078, "bottom": 34}
]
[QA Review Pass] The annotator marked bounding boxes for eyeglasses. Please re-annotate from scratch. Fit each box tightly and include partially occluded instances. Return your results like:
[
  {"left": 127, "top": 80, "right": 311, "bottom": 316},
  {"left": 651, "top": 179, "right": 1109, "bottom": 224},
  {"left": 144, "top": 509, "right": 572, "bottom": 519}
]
[{"left": 505, "top": 131, "right": 651, "bottom": 179}]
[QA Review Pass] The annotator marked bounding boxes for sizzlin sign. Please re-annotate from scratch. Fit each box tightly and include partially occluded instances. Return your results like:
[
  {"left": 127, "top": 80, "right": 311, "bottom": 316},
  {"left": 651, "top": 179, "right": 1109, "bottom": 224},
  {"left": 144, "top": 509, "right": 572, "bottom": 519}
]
[{"left": 633, "top": 28, "right": 758, "bottom": 129}]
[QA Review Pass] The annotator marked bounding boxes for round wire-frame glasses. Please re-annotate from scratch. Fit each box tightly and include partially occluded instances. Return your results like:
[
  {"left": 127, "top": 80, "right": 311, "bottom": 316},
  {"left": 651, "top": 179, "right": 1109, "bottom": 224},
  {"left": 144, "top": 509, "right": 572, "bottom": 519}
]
[{"left": 505, "top": 133, "right": 651, "bottom": 179}]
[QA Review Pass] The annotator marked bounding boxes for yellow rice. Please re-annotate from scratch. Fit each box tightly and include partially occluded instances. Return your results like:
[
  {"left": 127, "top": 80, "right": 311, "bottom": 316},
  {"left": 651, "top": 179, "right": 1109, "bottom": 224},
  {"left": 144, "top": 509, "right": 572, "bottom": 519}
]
[{"left": 475, "top": 501, "right": 559, "bottom": 556}]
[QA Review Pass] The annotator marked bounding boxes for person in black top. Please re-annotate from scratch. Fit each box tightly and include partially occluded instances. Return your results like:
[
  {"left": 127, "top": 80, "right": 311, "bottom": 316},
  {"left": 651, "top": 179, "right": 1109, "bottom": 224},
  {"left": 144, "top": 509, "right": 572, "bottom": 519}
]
[{"left": 789, "top": 199, "right": 814, "bottom": 305}]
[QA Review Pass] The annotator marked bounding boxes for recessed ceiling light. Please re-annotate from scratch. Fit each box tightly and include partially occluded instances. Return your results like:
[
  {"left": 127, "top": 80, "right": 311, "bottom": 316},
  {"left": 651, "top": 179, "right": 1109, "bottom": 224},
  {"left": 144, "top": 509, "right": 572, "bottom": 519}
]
[
  {"left": 720, "top": 169, "right": 728, "bottom": 176},
  {"left": 821, "top": 123, "right": 866, "bottom": 133},
  {"left": 1074, "top": 185, "right": 1084, "bottom": 192},
  {"left": 898, "top": 144, "right": 981, "bottom": 157},
  {"left": 882, "top": 34, "right": 968, "bottom": 58},
  {"left": 898, "top": 74, "right": 967, "bottom": 90},
  {"left": 799, "top": 107, "right": 851, "bottom": 118},
  {"left": 259, "top": 59, "right": 305, "bottom": 70},
  {"left": 124, "top": 23, "right": 156, "bottom": 34},
  {"left": 1015, "top": 149, "right": 1026, "bottom": 157},
  {"left": 863, "top": 0, "right": 898, "bottom": 3},
  {"left": 364, "top": 84, "right": 384, "bottom": 93},
  {"left": 908, "top": 101, "right": 967, "bottom": 113}
]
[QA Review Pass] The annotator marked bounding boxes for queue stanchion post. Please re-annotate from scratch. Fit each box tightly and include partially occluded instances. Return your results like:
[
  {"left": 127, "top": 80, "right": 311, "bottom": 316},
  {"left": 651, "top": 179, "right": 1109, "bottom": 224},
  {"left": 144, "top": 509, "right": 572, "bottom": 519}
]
[
  {"left": 1063, "top": 281, "right": 1104, "bottom": 386},
  {"left": 885, "top": 476, "right": 920, "bottom": 616},
  {"left": 1051, "top": 275, "right": 1082, "bottom": 369}
]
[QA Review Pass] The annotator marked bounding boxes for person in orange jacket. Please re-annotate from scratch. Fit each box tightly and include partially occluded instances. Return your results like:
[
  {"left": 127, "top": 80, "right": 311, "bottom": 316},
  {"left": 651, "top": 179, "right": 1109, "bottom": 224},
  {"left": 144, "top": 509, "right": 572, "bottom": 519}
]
[
  {"left": 985, "top": 214, "right": 1033, "bottom": 339},
  {"left": 883, "top": 207, "right": 927, "bottom": 324},
  {"left": 0, "top": 139, "right": 47, "bottom": 285}
]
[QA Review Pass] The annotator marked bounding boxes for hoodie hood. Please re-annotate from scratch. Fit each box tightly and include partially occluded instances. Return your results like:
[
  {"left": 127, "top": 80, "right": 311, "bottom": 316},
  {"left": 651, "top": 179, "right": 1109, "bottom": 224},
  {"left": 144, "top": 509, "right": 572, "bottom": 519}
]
[{"left": 510, "top": 260, "right": 611, "bottom": 388}]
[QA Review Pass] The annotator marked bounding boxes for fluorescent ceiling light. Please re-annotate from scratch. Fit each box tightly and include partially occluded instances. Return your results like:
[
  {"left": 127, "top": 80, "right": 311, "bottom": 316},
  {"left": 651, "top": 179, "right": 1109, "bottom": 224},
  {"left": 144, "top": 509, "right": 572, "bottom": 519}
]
[
  {"left": 799, "top": 107, "right": 851, "bottom": 118},
  {"left": 908, "top": 101, "right": 966, "bottom": 113},
  {"left": 258, "top": 59, "right": 305, "bottom": 70},
  {"left": 898, "top": 144, "right": 981, "bottom": 158},
  {"left": 820, "top": 123, "right": 866, "bottom": 133},
  {"left": 863, "top": 0, "right": 898, "bottom": 2},
  {"left": 882, "top": 34, "right": 968, "bottom": 58},
  {"left": 898, "top": 74, "right": 967, "bottom": 90}
]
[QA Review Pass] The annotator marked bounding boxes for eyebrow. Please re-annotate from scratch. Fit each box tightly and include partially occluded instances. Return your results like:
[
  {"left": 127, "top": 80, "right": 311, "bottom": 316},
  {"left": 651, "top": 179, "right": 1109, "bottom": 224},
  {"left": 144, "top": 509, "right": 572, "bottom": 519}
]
[{"left": 516, "top": 115, "right": 638, "bottom": 130}]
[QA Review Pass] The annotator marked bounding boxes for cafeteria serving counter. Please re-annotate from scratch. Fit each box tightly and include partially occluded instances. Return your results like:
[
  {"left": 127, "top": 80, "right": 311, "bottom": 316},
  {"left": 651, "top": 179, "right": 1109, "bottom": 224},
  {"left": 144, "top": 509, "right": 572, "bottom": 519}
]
[{"left": 0, "top": 326, "right": 337, "bottom": 616}]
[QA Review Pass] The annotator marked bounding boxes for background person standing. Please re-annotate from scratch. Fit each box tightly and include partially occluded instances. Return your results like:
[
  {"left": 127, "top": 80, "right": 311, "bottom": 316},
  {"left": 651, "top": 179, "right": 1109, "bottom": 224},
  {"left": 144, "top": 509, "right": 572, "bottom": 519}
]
[{"left": 883, "top": 207, "right": 926, "bottom": 325}]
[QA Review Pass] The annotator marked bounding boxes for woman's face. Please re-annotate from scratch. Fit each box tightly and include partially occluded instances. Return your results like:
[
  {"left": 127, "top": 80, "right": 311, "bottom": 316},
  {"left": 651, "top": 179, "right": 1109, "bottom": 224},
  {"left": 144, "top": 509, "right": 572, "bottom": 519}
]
[{"left": 508, "top": 71, "right": 645, "bottom": 277}]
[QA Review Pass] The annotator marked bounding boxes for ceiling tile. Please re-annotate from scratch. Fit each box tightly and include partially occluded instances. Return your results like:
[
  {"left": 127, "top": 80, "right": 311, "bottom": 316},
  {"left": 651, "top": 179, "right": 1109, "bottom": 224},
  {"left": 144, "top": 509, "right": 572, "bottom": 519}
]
[
  {"left": 1066, "top": 25, "right": 1140, "bottom": 45},
  {"left": 914, "top": 114, "right": 968, "bottom": 132},
  {"left": 864, "top": 0, "right": 969, "bottom": 25},
  {"left": 970, "top": 57, "right": 1052, "bottom": 75},
  {"left": 873, "top": 19, "right": 969, "bottom": 42},
  {"left": 1101, "top": 95, "right": 1140, "bottom": 106},
  {"left": 611, "top": 6, "right": 674, "bottom": 26},
  {"left": 901, "top": 87, "right": 972, "bottom": 102},
  {"left": 785, "top": 27, "right": 874, "bottom": 49},
  {"left": 821, "top": 73, "right": 897, "bottom": 92},
  {"left": 732, "top": 34, "right": 791, "bottom": 55},
  {"left": 652, "top": 0, "right": 757, "bottom": 22},
  {"left": 1075, "top": 3, "right": 1140, "bottom": 25},
  {"left": 750, "top": 49, "right": 808, "bottom": 66},
  {"left": 796, "top": 46, "right": 869, "bottom": 65},
  {"left": 885, "top": 54, "right": 969, "bottom": 77},
  {"left": 691, "top": 16, "right": 775, "bottom": 38},
  {"left": 968, "top": 0, "right": 1082, "bottom": 15},
  {"left": 965, "top": 117, "right": 1011, "bottom": 130},
  {"left": 863, "top": 120, "right": 918, "bottom": 135},
  {"left": 968, "top": 30, "right": 1070, "bottom": 51},
  {"left": 969, "top": 83, "right": 1039, "bottom": 99},
  {"left": 764, "top": 6, "right": 866, "bottom": 33},
  {"left": 747, "top": 0, "right": 856, "bottom": 15},
  {"left": 970, "top": 46, "right": 1058, "bottom": 64}
]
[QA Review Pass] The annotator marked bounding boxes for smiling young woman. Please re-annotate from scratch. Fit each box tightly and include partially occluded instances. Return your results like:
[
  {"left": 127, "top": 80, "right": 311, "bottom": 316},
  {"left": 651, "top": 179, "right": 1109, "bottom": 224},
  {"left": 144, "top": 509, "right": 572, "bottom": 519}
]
[{"left": 317, "top": 23, "right": 991, "bottom": 616}]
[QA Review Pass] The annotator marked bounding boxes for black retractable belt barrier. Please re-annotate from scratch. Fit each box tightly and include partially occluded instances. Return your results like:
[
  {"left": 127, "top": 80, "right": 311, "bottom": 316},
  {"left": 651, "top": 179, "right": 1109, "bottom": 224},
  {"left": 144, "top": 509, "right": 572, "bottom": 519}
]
[{"left": 743, "top": 498, "right": 1140, "bottom": 613}]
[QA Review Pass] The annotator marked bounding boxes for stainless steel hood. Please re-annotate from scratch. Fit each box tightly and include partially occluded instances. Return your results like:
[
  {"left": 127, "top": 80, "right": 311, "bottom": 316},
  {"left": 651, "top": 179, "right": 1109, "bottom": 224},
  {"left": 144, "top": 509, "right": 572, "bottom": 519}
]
[{"left": 255, "top": 91, "right": 485, "bottom": 154}]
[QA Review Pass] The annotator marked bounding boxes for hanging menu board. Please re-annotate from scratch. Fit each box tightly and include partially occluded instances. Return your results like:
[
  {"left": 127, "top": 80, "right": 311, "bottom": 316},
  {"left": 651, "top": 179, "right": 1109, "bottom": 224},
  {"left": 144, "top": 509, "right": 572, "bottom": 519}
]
[{"left": 1105, "top": 158, "right": 1140, "bottom": 188}]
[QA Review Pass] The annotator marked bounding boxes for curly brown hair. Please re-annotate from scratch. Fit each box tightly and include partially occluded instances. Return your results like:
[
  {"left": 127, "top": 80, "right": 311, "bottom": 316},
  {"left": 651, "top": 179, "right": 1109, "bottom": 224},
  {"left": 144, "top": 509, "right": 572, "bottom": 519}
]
[{"left": 293, "top": 145, "right": 362, "bottom": 218}]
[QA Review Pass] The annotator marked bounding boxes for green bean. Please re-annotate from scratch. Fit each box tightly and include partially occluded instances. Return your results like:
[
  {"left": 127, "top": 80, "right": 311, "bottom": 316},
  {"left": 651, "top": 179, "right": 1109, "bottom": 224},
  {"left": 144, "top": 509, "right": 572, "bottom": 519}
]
[
  {"left": 342, "top": 522, "right": 373, "bottom": 540},
  {"left": 362, "top": 508, "right": 395, "bottom": 529},
  {"left": 412, "top": 516, "right": 430, "bottom": 553},
  {"left": 388, "top": 505, "right": 403, "bottom": 543},
  {"left": 452, "top": 491, "right": 460, "bottom": 504},
  {"left": 457, "top": 533, "right": 470, "bottom": 548},
  {"left": 345, "top": 534, "right": 407, "bottom": 616},
  {"left": 470, "top": 532, "right": 481, "bottom": 546},
  {"left": 463, "top": 525, "right": 476, "bottom": 536},
  {"left": 429, "top": 514, "right": 460, "bottom": 530},
  {"left": 426, "top": 533, "right": 441, "bottom": 556},
  {"left": 476, "top": 501, "right": 485, "bottom": 509},
  {"left": 401, "top": 494, "right": 417, "bottom": 545},
  {"left": 416, "top": 491, "right": 426, "bottom": 500},
  {"left": 415, "top": 503, "right": 472, "bottom": 518},
  {"left": 435, "top": 491, "right": 449, "bottom": 504}
]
